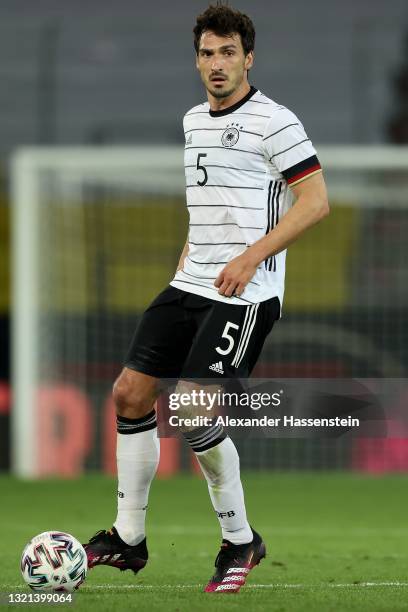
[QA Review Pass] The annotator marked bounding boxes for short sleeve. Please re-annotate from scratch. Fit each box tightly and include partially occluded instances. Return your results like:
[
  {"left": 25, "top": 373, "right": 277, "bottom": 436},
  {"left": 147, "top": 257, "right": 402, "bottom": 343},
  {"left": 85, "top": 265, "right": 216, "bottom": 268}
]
[{"left": 262, "top": 108, "right": 322, "bottom": 186}]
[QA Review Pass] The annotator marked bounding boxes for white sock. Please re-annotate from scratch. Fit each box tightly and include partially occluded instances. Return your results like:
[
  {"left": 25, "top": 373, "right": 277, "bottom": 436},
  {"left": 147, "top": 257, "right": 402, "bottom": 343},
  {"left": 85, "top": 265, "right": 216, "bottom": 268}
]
[
  {"left": 195, "top": 437, "right": 253, "bottom": 545},
  {"left": 114, "top": 412, "right": 160, "bottom": 546}
]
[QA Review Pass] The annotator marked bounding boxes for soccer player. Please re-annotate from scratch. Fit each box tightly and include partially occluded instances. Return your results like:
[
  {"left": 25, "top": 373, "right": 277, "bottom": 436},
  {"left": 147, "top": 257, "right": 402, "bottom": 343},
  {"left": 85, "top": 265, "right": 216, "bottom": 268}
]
[{"left": 84, "top": 4, "right": 329, "bottom": 594}]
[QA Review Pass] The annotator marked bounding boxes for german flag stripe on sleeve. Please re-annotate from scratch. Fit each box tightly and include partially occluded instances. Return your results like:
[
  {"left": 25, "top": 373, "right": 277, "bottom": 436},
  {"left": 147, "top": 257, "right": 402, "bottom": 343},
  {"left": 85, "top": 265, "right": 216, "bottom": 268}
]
[{"left": 282, "top": 155, "right": 322, "bottom": 186}]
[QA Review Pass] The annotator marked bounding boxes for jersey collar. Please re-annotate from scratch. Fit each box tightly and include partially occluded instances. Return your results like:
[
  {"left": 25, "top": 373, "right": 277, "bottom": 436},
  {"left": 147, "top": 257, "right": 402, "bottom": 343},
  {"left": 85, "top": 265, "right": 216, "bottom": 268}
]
[{"left": 208, "top": 85, "right": 258, "bottom": 118}]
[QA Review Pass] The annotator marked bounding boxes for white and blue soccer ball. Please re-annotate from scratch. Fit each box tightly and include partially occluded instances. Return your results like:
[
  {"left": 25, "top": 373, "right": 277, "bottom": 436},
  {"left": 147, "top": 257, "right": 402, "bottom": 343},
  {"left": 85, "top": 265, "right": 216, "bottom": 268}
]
[{"left": 21, "top": 531, "right": 87, "bottom": 592}]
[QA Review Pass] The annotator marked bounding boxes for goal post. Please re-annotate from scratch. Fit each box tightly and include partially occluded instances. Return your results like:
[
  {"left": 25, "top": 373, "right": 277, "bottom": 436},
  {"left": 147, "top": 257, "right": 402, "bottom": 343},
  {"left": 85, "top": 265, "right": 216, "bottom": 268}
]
[
  {"left": 11, "top": 147, "right": 184, "bottom": 477},
  {"left": 11, "top": 153, "right": 41, "bottom": 478},
  {"left": 10, "top": 145, "right": 408, "bottom": 477}
]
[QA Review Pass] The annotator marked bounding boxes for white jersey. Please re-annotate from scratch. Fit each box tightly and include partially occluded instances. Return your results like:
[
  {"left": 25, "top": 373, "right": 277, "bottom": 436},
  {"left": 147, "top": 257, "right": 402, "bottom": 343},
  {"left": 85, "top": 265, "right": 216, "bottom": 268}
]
[{"left": 171, "top": 86, "right": 322, "bottom": 308}]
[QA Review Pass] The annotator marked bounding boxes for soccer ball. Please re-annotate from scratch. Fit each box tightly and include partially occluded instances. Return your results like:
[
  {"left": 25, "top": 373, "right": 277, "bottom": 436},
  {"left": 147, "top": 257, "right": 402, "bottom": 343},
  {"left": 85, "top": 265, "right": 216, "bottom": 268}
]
[{"left": 20, "top": 531, "right": 87, "bottom": 592}]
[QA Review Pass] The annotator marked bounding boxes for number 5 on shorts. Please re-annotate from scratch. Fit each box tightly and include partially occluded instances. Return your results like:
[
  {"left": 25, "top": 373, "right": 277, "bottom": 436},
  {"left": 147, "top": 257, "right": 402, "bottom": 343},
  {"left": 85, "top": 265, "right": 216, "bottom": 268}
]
[{"left": 216, "top": 322, "right": 239, "bottom": 355}]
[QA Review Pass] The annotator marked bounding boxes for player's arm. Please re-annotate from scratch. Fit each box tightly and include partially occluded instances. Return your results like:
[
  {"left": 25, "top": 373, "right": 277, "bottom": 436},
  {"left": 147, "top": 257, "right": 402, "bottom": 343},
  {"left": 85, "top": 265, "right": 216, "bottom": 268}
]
[
  {"left": 245, "top": 171, "right": 329, "bottom": 267},
  {"left": 215, "top": 172, "right": 329, "bottom": 297},
  {"left": 176, "top": 238, "right": 189, "bottom": 272}
]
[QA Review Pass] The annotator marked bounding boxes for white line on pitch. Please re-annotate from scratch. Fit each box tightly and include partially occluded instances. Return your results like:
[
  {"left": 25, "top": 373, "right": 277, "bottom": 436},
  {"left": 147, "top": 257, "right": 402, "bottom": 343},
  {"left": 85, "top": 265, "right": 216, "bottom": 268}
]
[
  {"left": 7, "top": 582, "right": 408, "bottom": 591},
  {"left": 77, "top": 582, "right": 408, "bottom": 590}
]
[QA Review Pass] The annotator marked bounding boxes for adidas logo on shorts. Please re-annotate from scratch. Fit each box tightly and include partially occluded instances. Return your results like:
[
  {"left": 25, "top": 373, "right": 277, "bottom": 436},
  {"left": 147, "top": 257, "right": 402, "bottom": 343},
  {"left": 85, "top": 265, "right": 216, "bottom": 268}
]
[{"left": 209, "top": 361, "right": 224, "bottom": 374}]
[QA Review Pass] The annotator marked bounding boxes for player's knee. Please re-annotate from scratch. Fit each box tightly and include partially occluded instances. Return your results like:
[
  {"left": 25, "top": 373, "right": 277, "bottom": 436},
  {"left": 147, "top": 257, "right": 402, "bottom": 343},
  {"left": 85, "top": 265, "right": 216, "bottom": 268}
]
[{"left": 112, "top": 376, "right": 154, "bottom": 418}]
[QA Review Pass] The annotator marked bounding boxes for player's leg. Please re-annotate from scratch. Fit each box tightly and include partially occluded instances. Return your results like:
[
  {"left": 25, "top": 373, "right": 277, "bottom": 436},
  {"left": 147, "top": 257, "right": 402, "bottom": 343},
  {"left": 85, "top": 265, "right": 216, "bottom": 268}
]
[
  {"left": 84, "top": 286, "right": 193, "bottom": 573},
  {"left": 113, "top": 368, "right": 161, "bottom": 547},
  {"left": 175, "top": 376, "right": 253, "bottom": 541},
  {"left": 179, "top": 295, "right": 280, "bottom": 592},
  {"left": 84, "top": 368, "right": 160, "bottom": 573},
  {"left": 181, "top": 297, "right": 280, "bottom": 544}
]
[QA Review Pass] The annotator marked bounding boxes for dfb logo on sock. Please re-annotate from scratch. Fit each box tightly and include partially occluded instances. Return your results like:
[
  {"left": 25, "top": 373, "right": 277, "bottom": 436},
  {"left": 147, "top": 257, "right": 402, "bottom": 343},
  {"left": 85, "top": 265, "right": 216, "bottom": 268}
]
[{"left": 216, "top": 510, "right": 236, "bottom": 518}]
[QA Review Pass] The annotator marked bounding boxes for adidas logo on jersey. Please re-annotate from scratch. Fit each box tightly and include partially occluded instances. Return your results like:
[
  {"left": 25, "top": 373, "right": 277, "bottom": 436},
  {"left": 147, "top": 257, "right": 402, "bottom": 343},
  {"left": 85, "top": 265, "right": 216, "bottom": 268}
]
[
  {"left": 186, "top": 133, "right": 192, "bottom": 145},
  {"left": 209, "top": 361, "right": 224, "bottom": 374}
]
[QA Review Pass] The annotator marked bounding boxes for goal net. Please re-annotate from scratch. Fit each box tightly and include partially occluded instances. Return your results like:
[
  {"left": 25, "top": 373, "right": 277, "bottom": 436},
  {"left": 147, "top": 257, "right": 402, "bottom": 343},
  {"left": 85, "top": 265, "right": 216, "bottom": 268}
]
[{"left": 11, "top": 146, "right": 408, "bottom": 476}]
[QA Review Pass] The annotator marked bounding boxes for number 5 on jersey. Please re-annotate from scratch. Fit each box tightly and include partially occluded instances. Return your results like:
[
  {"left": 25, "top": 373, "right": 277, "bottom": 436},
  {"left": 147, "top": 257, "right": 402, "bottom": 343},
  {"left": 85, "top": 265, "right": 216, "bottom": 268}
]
[
  {"left": 216, "top": 322, "right": 239, "bottom": 355},
  {"left": 196, "top": 153, "right": 208, "bottom": 186}
]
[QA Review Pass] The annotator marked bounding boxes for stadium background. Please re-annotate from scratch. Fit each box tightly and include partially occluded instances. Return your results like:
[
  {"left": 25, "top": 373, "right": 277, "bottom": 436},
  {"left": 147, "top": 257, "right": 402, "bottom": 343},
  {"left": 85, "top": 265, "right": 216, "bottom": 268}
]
[{"left": 1, "top": 0, "right": 408, "bottom": 475}]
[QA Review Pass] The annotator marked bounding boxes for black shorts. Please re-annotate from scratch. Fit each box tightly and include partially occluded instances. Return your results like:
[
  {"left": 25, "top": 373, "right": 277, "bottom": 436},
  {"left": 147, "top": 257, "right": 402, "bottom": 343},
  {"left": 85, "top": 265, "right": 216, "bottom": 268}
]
[{"left": 124, "top": 286, "right": 280, "bottom": 379}]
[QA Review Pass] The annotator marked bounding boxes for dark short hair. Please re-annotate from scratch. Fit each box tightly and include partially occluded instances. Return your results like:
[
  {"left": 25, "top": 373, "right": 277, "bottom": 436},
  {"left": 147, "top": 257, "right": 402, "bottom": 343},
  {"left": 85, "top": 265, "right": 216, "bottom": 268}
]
[{"left": 193, "top": 3, "right": 255, "bottom": 56}]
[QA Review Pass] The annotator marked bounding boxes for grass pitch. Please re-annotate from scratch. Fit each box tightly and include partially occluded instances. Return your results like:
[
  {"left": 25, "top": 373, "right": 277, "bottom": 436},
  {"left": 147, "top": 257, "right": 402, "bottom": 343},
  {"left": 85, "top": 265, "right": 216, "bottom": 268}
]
[{"left": 1, "top": 472, "right": 408, "bottom": 611}]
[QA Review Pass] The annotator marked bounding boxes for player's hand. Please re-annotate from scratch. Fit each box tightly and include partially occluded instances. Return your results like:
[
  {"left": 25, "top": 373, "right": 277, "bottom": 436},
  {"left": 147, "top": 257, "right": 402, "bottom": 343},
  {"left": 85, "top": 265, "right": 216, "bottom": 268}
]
[{"left": 214, "top": 251, "right": 259, "bottom": 298}]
